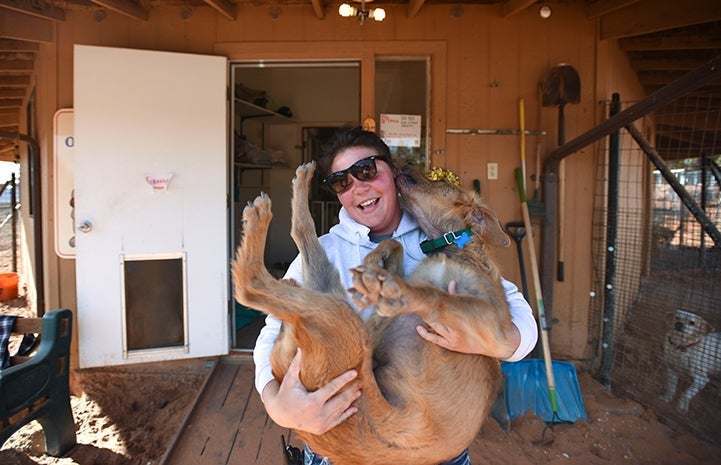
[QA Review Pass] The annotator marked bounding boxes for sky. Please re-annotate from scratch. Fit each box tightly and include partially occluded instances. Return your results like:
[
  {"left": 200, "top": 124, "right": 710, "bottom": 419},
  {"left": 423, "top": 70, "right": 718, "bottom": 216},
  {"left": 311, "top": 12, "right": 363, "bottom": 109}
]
[{"left": 0, "top": 161, "right": 18, "bottom": 184}]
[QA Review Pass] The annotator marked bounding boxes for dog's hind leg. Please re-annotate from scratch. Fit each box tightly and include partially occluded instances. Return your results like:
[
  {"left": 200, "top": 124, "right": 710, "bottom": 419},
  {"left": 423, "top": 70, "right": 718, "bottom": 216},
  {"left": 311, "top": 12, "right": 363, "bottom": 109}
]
[
  {"left": 233, "top": 193, "right": 276, "bottom": 306},
  {"left": 291, "top": 162, "right": 345, "bottom": 299}
]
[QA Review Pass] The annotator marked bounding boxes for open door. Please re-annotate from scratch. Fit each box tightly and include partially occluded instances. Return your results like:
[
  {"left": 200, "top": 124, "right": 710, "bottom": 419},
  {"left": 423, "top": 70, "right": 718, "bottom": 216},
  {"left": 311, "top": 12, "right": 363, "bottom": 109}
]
[{"left": 73, "top": 45, "right": 228, "bottom": 368}]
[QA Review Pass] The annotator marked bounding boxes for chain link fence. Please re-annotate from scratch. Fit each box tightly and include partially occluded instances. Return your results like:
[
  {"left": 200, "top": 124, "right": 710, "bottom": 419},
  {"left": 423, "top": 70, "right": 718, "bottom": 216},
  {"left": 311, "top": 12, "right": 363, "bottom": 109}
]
[
  {"left": 0, "top": 172, "right": 20, "bottom": 274},
  {"left": 590, "top": 93, "right": 721, "bottom": 444}
]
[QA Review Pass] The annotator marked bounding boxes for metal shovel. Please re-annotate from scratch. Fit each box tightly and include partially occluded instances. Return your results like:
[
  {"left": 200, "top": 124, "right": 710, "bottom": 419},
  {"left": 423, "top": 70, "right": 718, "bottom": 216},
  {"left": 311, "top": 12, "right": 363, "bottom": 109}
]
[{"left": 542, "top": 63, "right": 580, "bottom": 282}]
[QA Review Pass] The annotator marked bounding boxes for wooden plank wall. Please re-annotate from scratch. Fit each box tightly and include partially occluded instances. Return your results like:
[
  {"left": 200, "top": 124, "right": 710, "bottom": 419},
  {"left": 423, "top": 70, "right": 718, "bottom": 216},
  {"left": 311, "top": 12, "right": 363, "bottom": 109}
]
[{"left": 32, "top": 3, "right": 645, "bottom": 365}]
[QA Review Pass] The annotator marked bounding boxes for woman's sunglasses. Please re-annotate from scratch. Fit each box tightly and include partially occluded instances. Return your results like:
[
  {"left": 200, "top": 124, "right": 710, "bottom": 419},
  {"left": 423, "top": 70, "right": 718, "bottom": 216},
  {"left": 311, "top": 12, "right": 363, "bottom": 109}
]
[{"left": 322, "top": 155, "right": 390, "bottom": 194}]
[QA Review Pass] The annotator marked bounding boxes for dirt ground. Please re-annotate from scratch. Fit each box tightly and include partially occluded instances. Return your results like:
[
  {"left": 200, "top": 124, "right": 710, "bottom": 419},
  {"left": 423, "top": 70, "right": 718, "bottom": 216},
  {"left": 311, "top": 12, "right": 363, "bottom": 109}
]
[{"left": 2, "top": 292, "right": 721, "bottom": 465}]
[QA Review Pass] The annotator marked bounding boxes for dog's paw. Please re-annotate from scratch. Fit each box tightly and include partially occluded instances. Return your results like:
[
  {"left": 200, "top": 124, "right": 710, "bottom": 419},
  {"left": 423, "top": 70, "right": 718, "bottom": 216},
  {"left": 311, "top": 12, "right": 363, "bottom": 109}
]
[
  {"left": 293, "top": 162, "right": 316, "bottom": 189},
  {"left": 242, "top": 192, "right": 272, "bottom": 230},
  {"left": 676, "top": 397, "right": 691, "bottom": 413},
  {"left": 350, "top": 265, "right": 408, "bottom": 316},
  {"left": 350, "top": 266, "right": 381, "bottom": 307}
]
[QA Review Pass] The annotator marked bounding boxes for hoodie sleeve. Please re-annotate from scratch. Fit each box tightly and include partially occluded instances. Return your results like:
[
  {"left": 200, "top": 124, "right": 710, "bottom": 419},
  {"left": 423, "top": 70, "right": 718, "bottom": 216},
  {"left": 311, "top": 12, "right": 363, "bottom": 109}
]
[
  {"left": 501, "top": 277, "right": 538, "bottom": 362},
  {"left": 252, "top": 254, "right": 304, "bottom": 399},
  {"left": 252, "top": 313, "right": 282, "bottom": 398}
]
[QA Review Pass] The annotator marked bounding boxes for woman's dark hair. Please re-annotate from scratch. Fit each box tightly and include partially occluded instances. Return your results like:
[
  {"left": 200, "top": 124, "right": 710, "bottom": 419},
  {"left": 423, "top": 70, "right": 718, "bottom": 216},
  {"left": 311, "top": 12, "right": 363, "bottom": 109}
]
[{"left": 317, "top": 126, "right": 395, "bottom": 180}]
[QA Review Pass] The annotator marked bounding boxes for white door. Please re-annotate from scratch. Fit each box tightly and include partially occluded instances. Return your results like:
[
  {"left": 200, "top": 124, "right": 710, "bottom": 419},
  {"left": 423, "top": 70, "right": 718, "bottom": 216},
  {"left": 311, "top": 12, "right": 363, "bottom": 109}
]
[{"left": 73, "top": 45, "right": 228, "bottom": 368}]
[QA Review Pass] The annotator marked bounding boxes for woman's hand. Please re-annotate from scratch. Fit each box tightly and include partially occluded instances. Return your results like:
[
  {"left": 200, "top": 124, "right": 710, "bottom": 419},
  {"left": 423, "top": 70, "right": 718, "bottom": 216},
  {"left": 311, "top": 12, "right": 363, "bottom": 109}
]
[
  {"left": 415, "top": 280, "right": 521, "bottom": 359},
  {"left": 261, "top": 348, "right": 362, "bottom": 435}
]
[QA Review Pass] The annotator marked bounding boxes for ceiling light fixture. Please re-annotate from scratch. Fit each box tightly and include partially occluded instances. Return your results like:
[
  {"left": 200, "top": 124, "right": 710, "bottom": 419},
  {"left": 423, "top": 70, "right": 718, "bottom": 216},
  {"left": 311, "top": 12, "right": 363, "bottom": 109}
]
[
  {"left": 339, "top": 0, "right": 386, "bottom": 24},
  {"left": 539, "top": 5, "right": 552, "bottom": 19}
]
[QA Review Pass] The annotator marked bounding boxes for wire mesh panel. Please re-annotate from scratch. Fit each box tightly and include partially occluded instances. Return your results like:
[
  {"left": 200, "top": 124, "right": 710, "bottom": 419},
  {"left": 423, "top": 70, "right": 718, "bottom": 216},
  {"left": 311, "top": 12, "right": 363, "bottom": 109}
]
[
  {"left": 591, "top": 94, "right": 721, "bottom": 444},
  {"left": 0, "top": 174, "right": 19, "bottom": 275}
]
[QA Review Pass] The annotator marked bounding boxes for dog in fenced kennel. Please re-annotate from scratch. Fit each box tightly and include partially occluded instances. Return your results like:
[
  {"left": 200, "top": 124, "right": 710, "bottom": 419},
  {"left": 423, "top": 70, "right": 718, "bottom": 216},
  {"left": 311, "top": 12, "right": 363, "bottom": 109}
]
[{"left": 660, "top": 309, "right": 721, "bottom": 413}]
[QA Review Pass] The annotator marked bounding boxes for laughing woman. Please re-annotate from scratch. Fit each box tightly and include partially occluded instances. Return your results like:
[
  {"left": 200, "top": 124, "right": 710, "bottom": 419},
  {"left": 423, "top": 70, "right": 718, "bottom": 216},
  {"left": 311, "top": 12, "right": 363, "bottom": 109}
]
[{"left": 253, "top": 126, "right": 537, "bottom": 465}]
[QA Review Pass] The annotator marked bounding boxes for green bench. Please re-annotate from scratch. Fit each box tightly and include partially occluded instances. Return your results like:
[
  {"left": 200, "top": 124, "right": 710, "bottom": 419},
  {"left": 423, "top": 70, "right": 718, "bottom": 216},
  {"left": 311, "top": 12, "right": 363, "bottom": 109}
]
[{"left": 0, "top": 309, "right": 76, "bottom": 456}]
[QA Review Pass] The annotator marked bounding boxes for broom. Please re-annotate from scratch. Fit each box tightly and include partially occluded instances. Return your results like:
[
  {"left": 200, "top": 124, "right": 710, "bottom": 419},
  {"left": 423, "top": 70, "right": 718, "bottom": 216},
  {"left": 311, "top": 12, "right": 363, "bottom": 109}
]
[{"left": 514, "top": 167, "right": 561, "bottom": 429}]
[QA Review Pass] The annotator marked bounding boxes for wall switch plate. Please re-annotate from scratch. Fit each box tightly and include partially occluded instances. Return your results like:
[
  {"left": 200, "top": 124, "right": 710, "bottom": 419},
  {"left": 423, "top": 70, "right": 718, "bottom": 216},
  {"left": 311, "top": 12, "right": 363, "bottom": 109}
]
[{"left": 487, "top": 162, "right": 498, "bottom": 180}]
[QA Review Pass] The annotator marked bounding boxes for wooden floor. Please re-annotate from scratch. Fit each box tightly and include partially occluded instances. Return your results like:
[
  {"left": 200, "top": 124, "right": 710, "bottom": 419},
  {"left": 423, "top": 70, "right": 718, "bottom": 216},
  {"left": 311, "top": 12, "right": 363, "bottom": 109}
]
[
  {"left": 158, "top": 354, "right": 510, "bottom": 465},
  {"left": 159, "top": 355, "right": 299, "bottom": 465}
]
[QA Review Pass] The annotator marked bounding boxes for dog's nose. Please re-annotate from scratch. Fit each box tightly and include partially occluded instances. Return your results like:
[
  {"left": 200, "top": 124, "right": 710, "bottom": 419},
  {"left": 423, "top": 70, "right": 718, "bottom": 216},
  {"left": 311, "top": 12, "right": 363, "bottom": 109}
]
[{"left": 675, "top": 322, "right": 684, "bottom": 331}]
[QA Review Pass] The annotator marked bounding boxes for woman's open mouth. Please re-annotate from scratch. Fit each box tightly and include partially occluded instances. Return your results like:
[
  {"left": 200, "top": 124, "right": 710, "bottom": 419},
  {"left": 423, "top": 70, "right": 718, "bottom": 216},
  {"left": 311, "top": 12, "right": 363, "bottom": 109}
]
[{"left": 358, "top": 198, "right": 379, "bottom": 210}]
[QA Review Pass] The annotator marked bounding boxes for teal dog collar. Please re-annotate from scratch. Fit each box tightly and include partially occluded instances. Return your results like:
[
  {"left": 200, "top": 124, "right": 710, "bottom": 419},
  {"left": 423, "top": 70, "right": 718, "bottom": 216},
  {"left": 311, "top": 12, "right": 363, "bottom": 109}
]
[{"left": 420, "top": 228, "right": 473, "bottom": 254}]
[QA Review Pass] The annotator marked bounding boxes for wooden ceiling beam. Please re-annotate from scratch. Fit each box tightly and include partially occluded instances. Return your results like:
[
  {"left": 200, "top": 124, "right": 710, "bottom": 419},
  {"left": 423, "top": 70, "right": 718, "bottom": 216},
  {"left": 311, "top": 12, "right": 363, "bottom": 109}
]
[
  {"left": 310, "top": 0, "right": 324, "bottom": 20},
  {"left": 408, "top": 0, "right": 425, "bottom": 18},
  {"left": 0, "top": 38, "right": 39, "bottom": 52},
  {"left": 0, "top": 97, "right": 22, "bottom": 108},
  {"left": 0, "top": 75, "right": 29, "bottom": 86},
  {"left": 90, "top": 0, "right": 149, "bottom": 22},
  {"left": 0, "top": 9, "right": 53, "bottom": 42},
  {"left": 620, "top": 34, "right": 721, "bottom": 51},
  {"left": 599, "top": 0, "right": 721, "bottom": 40},
  {"left": 655, "top": 130, "right": 719, "bottom": 150},
  {"left": 0, "top": 0, "right": 65, "bottom": 22},
  {"left": 0, "top": 142, "right": 16, "bottom": 153},
  {"left": 654, "top": 99, "right": 721, "bottom": 113},
  {"left": 639, "top": 71, "right": 721, "bottom": 86},
  {"left": 586, "top": 0, "right": 641, "bottom": 19},
  {"left": 644, "top": 86, "right": 721, "bottom": 98},
  {"left": 630, "top": 57, "right": 712, "bottom": 72},
  {"left": 0, "top": 88, "right": 25, "bottom": 98},
  {"left": 657, "top": 120, "right": 721, "bottom": 134},
  {"left": 0, "top": 112, "right": 19, "bottom": 127},
  {"left": 0, "top": 60, "right": 34, "bottom": 72},
  {"left": 501, "top": 0, "right": 535, "bottom": 18},
  {"left": 203, "top": 0, "right": 235, "bottom": 21}
]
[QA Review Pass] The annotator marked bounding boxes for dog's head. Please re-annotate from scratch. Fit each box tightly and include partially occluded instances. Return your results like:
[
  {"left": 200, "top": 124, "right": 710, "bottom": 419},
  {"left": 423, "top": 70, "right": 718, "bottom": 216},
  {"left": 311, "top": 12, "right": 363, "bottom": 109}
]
[
  {"left": 667, "top": 309, "right": 714, "bottom": 346},
  {"left": 395, "top": 164, "right": 510, "bottom": 248}
]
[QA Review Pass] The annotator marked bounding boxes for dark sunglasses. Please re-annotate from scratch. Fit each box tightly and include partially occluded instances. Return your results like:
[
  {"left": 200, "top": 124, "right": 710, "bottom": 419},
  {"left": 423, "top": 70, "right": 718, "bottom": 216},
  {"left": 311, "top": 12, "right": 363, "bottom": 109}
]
[{"left": 322, "top": 155, "right": 390, "bottom": 194}]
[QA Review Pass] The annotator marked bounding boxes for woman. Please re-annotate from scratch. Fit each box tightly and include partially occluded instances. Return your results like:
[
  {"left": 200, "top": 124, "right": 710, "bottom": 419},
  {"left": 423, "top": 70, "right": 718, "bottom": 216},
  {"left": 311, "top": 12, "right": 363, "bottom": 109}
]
[{"left": 254, "top": 126, "right": 538, "bottom": 465}]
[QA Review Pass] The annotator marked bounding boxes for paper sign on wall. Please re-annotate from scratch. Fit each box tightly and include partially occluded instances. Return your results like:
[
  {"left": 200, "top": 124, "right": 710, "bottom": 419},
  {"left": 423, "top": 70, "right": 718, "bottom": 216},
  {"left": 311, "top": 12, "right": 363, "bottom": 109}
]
[{"left": 379, "top": 114, "right": 421, "bottom": 147}]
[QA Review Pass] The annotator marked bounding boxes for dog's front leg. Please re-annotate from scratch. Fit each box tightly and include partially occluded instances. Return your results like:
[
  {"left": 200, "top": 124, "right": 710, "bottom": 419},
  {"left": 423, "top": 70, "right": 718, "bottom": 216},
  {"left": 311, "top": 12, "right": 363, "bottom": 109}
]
[
  {"left": 660, "top": 368, "right": 678, "bottom": 404},
  {"left": 349, "top": 239, "right": 404, "bottom": 309},
  {"left": 678, "top": 372, "right": 709, "bottom": 413}
]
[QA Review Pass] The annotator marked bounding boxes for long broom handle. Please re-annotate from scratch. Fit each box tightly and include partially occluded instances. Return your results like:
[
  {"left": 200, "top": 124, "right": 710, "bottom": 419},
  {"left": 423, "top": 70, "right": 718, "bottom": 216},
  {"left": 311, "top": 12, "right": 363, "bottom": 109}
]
[
  {"left": 519, "top": 98, "right": 527, "bottom": 192},
  {"left": 515, "top": 168, "right": 559, "bottom": 415}
]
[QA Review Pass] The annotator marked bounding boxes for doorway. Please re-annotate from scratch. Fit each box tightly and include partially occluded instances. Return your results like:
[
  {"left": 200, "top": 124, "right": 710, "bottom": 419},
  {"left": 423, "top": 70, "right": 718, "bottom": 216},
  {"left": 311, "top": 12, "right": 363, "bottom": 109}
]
[{"left": 230, "top": 61, "right": 360, "bottom": 349}]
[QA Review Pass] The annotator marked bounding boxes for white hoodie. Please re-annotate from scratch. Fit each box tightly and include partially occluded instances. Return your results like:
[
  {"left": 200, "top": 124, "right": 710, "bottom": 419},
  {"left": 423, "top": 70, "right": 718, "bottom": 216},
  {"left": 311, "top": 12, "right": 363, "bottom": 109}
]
[{"left": 253, "top": 207, "right": 538, "bottom": 396}]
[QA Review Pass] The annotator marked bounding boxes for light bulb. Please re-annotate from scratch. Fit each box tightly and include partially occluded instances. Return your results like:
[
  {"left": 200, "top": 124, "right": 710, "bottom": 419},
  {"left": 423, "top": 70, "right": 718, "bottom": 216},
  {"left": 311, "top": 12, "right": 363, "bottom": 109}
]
[
  {"left": 539, "top": 5, "right": 552, "bottom": 19},
  {"left": 339, "top": 3, "right": 355, "bottom": 17},
  {"left": 372, "top": 8, "right": 386, "bottom": 22}
]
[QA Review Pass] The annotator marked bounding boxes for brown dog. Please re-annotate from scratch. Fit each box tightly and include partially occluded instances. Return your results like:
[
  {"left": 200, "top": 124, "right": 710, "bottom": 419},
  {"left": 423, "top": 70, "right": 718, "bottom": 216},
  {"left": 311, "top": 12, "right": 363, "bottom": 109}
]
[{"left": 233, "top": 162, "right": 513, "bottom": 465}]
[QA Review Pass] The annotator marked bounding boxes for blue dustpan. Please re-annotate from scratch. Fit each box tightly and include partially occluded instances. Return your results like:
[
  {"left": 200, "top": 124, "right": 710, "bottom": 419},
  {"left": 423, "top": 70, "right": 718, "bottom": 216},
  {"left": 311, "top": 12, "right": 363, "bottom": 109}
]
[{"left": 501, "top": 359, "right": 587, "bottom": 423}]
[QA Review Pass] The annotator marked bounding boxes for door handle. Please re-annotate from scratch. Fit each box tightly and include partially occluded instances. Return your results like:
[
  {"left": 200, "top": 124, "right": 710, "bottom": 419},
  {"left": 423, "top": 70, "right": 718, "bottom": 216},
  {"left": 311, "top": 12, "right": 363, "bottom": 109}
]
[{"left": 78, "top": 220, "right": 93, "bottom": 233}]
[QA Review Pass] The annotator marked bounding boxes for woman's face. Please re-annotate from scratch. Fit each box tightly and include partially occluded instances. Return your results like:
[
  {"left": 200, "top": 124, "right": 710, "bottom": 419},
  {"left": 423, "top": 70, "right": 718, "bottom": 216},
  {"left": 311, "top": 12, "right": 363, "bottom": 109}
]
[{"left": 330, "top": 146, "right": 402, "bottom": 235}]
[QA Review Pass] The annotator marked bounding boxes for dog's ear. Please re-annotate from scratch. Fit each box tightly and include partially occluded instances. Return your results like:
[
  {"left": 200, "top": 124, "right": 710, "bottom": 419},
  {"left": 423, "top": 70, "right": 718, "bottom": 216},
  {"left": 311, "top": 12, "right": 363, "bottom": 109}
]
[
  {"left": 666, "top": 311, "right": 677, "bottom": 327},
  {"left": 699, "top": 318, "right": 715, "bottom": 336},
  {"left": 471, "top": 203, "right": 510, "bottom": 247}
]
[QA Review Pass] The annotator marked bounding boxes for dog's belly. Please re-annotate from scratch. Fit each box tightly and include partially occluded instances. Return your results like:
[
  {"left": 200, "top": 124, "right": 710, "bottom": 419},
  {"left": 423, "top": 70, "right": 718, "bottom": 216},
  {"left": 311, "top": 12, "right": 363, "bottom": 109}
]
[
  {"left": 372, "top": 313, "right": 426, "bottom": 406},
  {"left": 370, "top": 313, "right": 496, "bottom": 413}
]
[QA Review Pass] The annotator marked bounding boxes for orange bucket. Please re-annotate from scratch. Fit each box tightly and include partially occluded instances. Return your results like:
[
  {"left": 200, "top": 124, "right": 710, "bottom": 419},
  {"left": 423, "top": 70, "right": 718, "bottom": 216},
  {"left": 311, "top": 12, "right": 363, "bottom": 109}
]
[{"left": 0, "top": 272, "right": 19, "bottom": 301}]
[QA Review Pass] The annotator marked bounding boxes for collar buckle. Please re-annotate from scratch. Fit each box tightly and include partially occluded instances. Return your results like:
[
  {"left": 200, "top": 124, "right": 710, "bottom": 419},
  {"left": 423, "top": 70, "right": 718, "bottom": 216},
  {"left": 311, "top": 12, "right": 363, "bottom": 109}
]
[
  {"left": 443, "top": 230, "right": 461, "bottom": 245},
  {"left": 421, "top": 228, "right": 473, "bottom": 254}
]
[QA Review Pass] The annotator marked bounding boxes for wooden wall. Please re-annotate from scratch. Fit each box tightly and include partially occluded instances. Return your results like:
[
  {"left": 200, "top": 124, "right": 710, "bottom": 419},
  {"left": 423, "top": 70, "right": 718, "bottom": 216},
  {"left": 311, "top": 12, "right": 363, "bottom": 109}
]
[{"left": 30, "top": 2, "right": 645, "bottom": 363}]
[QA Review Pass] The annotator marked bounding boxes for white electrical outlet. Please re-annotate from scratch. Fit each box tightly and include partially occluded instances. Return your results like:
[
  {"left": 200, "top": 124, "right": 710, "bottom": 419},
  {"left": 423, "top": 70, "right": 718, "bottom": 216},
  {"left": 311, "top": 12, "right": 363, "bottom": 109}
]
[{"left": 487, "top": 163, "right": 498, "bottom": 180}]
